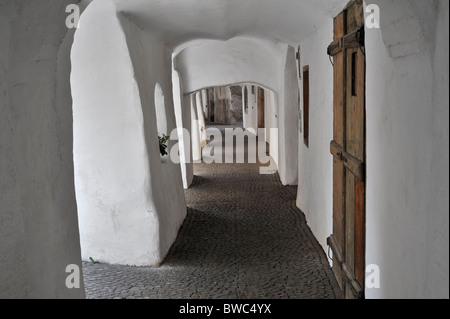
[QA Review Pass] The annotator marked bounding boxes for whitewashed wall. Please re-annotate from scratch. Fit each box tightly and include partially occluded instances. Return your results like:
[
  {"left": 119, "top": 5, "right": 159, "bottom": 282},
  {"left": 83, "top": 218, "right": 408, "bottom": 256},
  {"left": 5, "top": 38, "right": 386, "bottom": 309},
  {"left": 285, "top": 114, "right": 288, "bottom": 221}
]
[
  {"left": 72, "top": 0, "right": 186, "bottom": 267},
  {"left": 190, "top": 94, "right": 202, "bottom": 162},
  {"left": 175, "top": 37, "right": 301, "bottom": 184},
  {"left": 278, "top": 46, "right": 299, "bottom": 185},
  {"left": 0, "top": 0, "right": 85, "bottom": 298},
  {"left": 175, "top": 37, "right": 285, "bottom": 94},
  {"left": 365, "top": 0, "right": 449, "bottom": 299},
  {"left": 265, "top": 90, "right": 279, "bottom": 167},
  {"left": 119, "top": 12, "right": 187, "bottom": 265},
  {"left": 172, "top": 70, "right": 193, "bottom": 189},
  {"left": 296, "top": 21, "right": 335, "bottom": 253}
]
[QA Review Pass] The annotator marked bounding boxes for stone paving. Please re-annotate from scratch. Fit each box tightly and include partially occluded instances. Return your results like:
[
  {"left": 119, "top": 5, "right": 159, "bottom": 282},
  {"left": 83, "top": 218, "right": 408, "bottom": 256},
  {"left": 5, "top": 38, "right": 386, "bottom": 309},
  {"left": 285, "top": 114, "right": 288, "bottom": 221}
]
[{"left": 83, "top": 131, "right": 342, "bottom": 299}]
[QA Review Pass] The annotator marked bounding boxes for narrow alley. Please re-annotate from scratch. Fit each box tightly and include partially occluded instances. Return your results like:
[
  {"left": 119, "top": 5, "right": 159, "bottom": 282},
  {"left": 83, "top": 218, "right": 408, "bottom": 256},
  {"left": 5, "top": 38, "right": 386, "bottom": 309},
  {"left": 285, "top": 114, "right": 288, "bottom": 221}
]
[{"left": 83, "top": 128, "right": 341, "bottom": 299}]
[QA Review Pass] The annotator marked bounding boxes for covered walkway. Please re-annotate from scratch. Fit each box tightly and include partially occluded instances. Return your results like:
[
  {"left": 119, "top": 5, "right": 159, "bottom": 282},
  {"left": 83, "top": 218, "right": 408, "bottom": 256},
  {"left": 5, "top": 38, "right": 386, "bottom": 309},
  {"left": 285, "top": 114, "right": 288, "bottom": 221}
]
[
  {"left": 1, "top": 0, "right": 447, "bottom": 300},
  {"left": 82, "top": 128, "right": 341, "bottom": 299}
]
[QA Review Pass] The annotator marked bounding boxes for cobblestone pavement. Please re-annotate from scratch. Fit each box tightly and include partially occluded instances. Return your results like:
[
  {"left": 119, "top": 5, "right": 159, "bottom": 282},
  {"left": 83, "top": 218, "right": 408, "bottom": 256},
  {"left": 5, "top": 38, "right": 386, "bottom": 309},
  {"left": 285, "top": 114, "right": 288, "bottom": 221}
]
[{"left": 83, "top": 132, "right": 342, "bottom": 299}]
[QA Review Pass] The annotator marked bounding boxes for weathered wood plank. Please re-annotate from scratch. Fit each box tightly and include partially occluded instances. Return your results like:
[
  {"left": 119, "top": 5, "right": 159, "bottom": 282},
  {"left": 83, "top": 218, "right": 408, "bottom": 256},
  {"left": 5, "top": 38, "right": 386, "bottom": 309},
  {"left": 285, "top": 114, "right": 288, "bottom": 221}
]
[
  {"left": 330, "top": 0, "right": 366, "bottom": 299},
  {"left": 343, "top": 27, "right": 365, "bottom": 49},
  {"left": 334, "top": 11, "right": 345, "bottom": 40},
  {"left": 343, "top": 151, "right": 365, "bottom": 181},
  {"left": 327, "top": 235, "right": 344, "bottom": 291},
  {"left": 330, "top": 140, "right": 342, "bottom": 158},
  {"left": 355, "top": 177, "right": 365, "bottom": 288},
  {"left": 342, "top": 262, "right": 364, "bottom": 299},
  {"left": 328, "top": 38, "right": 342, "bottom": 56},
  {"left": 346, "top": 48, "right": 365, "bottom": 161},
  {"left": 333, "top": 159, "right": 346, "bottom": 252},
  {"left": 330, "top": 10, "right": 346, "bottom": 292},
  {"left": 345, "top": 172, "right": 355, "bottom": 276},
  {"left": 346, "top": 0, "right": 364, "bottom": 34},
  {"left": 331, "top": 140, "right": 364, "bottom": 181},
  {"left": 328, "top": 28, "right": 364, "bottom": 57},
  {"left": 333, "top": 52, "right": 345, "bottom": 146}
]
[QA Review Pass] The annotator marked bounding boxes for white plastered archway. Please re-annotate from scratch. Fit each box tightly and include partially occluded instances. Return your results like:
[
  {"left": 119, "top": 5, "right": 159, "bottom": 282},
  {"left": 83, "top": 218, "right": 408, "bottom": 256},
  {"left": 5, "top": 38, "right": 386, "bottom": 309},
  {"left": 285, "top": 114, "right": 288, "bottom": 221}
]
[
  {"left": 174, "top": 37, "right": 299, "bottom": 186},
  {"left": 71, "top": 0, "right": 186, "bottom": 266}
]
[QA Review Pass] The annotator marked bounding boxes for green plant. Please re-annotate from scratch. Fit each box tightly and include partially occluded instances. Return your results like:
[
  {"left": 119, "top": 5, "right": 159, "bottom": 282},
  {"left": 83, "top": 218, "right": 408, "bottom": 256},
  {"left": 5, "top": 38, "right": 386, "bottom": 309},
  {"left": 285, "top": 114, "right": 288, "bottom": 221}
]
[
  {"left": 89, "top": 257, "right": 100, "bottom": 264},
  {"left": 158, "top": 134, "right": 169, "bottom": 156}
]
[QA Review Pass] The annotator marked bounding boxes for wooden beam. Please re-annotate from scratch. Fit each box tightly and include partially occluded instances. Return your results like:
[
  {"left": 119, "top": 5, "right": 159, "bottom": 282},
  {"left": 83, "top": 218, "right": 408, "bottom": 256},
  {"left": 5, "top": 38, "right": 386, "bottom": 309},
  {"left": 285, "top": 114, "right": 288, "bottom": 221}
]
[
  {"left": 342, "top": 262, "right": 364, "bottom": 299},
  {"left": 342, "top": 151, "right": 365, "bottom": 182},
  {"left": 327, "top": 27, "right": 365, "bottom": 57},
  {"left": 331, "top": 140, "right": 365, "bottom": 181},
  {"left": 343, "top": 27, "right": 365, "bottom": 49},
  {"left": 327, "top": 235, "right": 344, "bottom": 268},
  {"left": 327, "top": 38, "right": 342, "bottom": 56}
]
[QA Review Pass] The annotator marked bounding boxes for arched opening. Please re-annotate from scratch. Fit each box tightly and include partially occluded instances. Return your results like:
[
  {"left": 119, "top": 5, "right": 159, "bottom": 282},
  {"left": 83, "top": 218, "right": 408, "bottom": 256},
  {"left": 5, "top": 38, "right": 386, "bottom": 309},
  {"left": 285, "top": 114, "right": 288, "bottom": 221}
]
[
  {"left": 184, "top": 83, "right": 278, "bottom": 170},
  {"left": 154, "top": 83, "right": 168, "bottom": 136},
  {"left": 200, "top": 85, "right": 244, "bottom": 127}
]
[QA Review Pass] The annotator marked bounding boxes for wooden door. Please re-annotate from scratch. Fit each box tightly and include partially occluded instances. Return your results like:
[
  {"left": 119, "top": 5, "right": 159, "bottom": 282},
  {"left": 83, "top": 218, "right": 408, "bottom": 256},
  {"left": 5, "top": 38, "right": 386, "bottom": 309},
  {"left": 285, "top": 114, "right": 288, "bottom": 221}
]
[
  {"left": 327, "top": 0, "right": 366, "bottom": 299},
  {"left": 257, "top": 87, "right": 265, "bottom": 129}
]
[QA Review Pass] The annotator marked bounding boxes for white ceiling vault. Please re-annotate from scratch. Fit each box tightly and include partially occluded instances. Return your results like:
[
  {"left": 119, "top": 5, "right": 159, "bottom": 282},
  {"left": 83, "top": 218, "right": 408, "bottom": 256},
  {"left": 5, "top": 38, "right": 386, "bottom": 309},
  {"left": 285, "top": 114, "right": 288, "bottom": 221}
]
[{"left": 112, "top": 0, "right": 350, "bottom": 50}]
